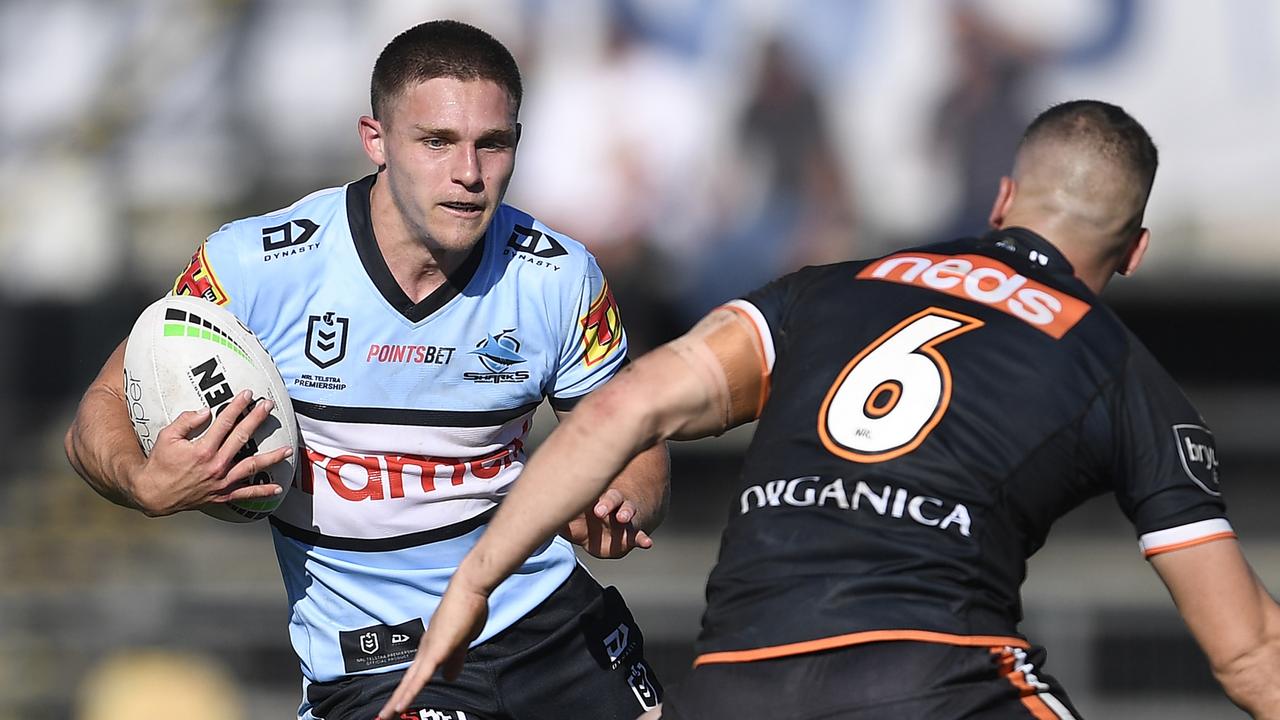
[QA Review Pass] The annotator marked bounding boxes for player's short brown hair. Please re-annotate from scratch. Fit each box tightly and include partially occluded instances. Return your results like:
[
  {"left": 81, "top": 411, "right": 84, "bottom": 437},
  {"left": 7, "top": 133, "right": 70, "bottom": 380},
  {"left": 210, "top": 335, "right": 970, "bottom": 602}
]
[
  {"left": 371, "top": 19, "right": 522, "bottom": 123},
  {"left": 1020, "top": 100, "right": 1158, "bottom": 193}
]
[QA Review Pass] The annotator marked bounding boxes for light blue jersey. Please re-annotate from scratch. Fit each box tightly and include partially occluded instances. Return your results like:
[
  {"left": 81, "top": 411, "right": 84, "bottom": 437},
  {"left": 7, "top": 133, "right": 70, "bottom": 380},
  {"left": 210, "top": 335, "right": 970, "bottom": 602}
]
[{"left": 173, "top": 174, "right": 628, "bottom": 684}]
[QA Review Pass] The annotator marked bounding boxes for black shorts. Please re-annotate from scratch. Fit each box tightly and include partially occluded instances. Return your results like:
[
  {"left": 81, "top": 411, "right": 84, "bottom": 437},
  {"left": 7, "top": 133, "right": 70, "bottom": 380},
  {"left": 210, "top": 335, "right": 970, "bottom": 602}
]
[
  {"left": 304, "top": 566, "right": 662, "bottom": 720},
  {"left": 663, "top": 641, "right": 1081, "bottom": 720}
]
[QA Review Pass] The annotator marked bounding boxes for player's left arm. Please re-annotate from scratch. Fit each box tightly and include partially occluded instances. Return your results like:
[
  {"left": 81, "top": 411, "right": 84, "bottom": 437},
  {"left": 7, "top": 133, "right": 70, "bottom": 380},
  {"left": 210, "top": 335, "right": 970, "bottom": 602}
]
[
  {"left": 554, "top": 406, "right": 670, "bottom": 559},
  {"left": 1151, "top": 539, "right": 1280, "bottom": 718}
]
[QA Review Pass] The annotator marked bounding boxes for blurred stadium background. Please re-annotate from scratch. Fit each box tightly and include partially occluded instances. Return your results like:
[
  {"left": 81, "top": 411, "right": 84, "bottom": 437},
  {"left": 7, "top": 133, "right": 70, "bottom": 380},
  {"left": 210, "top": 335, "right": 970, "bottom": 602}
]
[{"left": 2, "top": 0, "right": 1279, "bottom": 717}]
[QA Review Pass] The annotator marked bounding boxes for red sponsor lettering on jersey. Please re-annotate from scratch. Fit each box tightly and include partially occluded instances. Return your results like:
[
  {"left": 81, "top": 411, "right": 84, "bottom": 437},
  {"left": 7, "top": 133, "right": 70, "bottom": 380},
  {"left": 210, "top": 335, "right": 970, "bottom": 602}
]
[
  {"left": 580, "top": 279, "right": 624, "bottom": 366},
  {"left": 173, "top": 243, "right": 230, "bottom": 306},
  {"left": 295, "top": 435, "right": 525, "bottom": 501},
  {"left": 857, "top": 252, "right": 1090, "bottom": 339}
]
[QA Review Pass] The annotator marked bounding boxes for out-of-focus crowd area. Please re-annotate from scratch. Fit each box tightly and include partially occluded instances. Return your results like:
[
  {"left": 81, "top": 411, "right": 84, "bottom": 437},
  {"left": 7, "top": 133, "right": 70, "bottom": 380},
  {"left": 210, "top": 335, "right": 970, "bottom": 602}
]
[{"left": 2, "top": 0, "right": 1279, "bottom": 718}]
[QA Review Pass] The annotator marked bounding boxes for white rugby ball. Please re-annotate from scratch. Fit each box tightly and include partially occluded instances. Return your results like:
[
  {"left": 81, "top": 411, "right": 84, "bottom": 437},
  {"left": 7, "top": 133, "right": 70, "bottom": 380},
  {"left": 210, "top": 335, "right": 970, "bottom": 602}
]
[{"left": 123, "top": 294, "right": 298, "bottom": 522}]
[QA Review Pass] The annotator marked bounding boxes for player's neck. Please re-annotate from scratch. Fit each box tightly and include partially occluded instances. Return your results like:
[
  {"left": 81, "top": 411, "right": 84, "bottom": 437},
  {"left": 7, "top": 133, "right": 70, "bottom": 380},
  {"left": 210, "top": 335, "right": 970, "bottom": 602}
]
[
  {"left": 369, "top": 181, "right": 470, "bottom": 303},
  {"left": 998, "top": 214, "right": 1114, "bottom": 296}
]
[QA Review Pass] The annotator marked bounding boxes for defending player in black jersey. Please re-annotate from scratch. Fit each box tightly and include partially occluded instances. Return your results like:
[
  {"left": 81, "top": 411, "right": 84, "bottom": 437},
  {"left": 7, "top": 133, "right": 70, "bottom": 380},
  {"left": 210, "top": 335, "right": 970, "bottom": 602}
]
[{"left": 376, "top": 101, "right": 1280, "bottom": 720}]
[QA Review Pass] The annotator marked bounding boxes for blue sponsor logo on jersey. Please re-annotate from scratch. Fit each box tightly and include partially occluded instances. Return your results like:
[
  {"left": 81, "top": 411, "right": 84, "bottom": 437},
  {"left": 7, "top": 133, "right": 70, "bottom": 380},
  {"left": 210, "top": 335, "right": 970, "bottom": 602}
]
[{"left": 465, "top": 330, "right": 530, "bottom": 383}]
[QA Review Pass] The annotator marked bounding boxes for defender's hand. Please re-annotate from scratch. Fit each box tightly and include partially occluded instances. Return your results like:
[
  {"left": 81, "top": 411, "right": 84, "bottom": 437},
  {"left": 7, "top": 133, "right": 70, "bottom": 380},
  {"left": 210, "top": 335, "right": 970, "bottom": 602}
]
[
  {"left": 375, "top": 584, "right": 490, "bottom": 720},
  {"left": 130, "top": 390, "right": 290, "bottom": 516},
  {"left": 560, "top": 487, "right": 655, "bottom": 559}
]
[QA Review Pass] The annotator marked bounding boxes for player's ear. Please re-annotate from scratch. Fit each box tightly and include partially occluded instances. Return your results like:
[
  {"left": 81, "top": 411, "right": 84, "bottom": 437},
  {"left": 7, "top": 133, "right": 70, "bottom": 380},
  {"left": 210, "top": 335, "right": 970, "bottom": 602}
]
[
  {"left": 359, "top": 115, "right": 388, "bottom": 168},
  {"left": 988, "top": 176, "right": 1015, "bottom": 229},
  {"left": 1117, "top": 228, "right": 1150, "bottom": 276}
]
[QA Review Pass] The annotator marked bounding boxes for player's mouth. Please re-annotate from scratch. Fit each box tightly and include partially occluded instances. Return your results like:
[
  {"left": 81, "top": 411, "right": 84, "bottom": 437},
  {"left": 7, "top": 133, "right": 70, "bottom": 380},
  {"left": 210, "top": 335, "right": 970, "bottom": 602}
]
[{"left": 440, "top": 200, "right": 485, "bottom": 218}]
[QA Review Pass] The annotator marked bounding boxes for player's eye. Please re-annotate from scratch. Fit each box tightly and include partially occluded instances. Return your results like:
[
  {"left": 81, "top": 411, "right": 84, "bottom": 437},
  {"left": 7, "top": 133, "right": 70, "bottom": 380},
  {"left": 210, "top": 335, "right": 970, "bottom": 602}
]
[
  {"left": 423, "top": 137, "right": 448, "bottom": 149},
  {"left": 478, "top": 133, "right": 516, "bottom": 152}
]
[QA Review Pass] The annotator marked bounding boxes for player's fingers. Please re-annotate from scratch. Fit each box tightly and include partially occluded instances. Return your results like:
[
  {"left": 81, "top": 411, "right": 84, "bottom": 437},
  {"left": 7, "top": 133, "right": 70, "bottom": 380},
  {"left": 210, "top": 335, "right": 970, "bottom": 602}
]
[
  {"left": 586, "top": 513, "right": 606, "bottom": 556},
  {"left": 213, "top": 397, "right": 274, "bottom": 468},
  {"left": 219, "top": 478, "right": 285, "bottom": 504},
  {"left": 220, "top": 445, "right": 291, "bottom": 493},
  {"left": 378, "top": 658, "right": 434, "bottom": 720},
  {"left": 593, "top": 488, "right": 625, "bottom": 518},
  {"left": 613, "top": 499, "right": 637, "bottom": 525},
  {"left": 200, "top": 390, "right": 254, "bottom": 449},
  {"left": 560, "top": 515, "right": 589, "bottom": 545},
  {"left": 632, "top": 529, "right": 654, "bottom": 550},
  {"left": 162, "top": 407, "right": 211, "bottom": 441},
  {"left": 609, "top": 518, "right": 628, "bottom": 554}
]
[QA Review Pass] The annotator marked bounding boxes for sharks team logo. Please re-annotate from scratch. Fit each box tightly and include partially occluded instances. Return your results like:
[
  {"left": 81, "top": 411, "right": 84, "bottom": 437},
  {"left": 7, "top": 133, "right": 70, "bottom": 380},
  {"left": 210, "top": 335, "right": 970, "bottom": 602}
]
[
  {"left": 471, "top": 329, "right": 526, "bottom": 372},
  {"left": 465, "top": 329, "right": 530, "bottom": 383}
]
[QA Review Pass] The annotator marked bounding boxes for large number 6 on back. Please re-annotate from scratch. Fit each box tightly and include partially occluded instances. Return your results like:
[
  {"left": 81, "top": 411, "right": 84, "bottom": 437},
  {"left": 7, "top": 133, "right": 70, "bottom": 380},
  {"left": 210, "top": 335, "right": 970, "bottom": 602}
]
[{"left": 819, "top": 307, "right": 983, "bottom": 463}]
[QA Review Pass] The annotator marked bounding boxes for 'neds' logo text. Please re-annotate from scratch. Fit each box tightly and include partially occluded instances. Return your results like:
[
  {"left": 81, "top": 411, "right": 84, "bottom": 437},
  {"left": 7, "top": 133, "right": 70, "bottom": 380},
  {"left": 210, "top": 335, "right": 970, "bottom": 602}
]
[{"left": 858, "top": 252, "right": 1091, "bottom": 339}]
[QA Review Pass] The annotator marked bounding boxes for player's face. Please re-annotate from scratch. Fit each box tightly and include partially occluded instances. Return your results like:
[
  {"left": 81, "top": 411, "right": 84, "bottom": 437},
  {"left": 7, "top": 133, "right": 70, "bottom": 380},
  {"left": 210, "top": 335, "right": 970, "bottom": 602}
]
[{"left": 373, "top": 77, "right": 519, "bottom": 254}]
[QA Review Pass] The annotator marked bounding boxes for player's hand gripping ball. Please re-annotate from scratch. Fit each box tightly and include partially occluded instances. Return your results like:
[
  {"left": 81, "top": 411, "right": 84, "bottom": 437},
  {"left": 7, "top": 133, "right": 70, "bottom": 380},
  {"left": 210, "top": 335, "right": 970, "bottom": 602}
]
[{"left": 123, "top": 295, "right": 298, "bottom": 522}]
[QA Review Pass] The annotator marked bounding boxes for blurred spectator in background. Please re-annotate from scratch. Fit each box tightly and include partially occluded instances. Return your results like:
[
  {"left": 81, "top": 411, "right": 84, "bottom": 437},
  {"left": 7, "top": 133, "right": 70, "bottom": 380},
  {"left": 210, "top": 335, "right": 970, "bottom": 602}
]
[
  {"left": 931, "top": 0, "right": 1137, "bottom": 240},
  {"left": 682, "top": 33, "right": 856, "bottom": 323},
  {"left": 511, "top": 2, "right": 723, "bottom": 353},
  {"left": 931, "top": 2, "right": 1037, "bottom": 241}
]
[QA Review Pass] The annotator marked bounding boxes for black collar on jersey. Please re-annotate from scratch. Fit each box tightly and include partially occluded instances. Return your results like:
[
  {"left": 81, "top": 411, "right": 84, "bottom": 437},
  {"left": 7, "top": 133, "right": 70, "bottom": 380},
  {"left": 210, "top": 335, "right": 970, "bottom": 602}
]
[
  {"left": 346, "top": 173, "right": 485, "bottom": 323},
  {"left": 980, "top": 226, "right": 1076, "bottom": 276}
]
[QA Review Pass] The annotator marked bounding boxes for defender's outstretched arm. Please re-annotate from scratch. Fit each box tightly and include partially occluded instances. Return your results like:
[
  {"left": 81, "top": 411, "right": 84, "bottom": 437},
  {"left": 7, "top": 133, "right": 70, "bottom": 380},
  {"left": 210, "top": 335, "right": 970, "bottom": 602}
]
[{"left": 376, "top": 307, "right": 766, "bottom": 719}]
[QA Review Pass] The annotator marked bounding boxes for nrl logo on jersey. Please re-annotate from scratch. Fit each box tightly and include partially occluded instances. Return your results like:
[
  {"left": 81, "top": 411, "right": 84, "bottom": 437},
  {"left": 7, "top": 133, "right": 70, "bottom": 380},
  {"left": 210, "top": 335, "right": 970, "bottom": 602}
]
[
  {"left": 627, "top": 660, "right": 661, "bottom": 711},
  {"left": 464, "top": 329, "right": 530, "bottom": 383},
  {"left": 305, "top": 311, "right": 349, "bottom": 369},
  {"left": 505, "top": 224, "right": 566, "bottom": 271}
]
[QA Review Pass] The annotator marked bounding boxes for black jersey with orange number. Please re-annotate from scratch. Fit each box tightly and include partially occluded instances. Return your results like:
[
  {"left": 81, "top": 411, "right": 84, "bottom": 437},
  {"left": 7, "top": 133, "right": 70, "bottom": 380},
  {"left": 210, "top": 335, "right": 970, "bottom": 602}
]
[{"left": 698, "top": 227, "right": 1231, "bottom": 665}]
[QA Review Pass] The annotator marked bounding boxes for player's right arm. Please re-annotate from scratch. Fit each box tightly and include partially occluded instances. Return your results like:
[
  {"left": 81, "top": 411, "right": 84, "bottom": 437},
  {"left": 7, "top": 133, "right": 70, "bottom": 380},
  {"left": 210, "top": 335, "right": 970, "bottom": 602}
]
[
  {"left": 64, "top": 338, "right": 290, "bottom": 517},
  {"left": 1108, "top": 340, "right": 1280, "bottom": 717},
  {"left": 1151, "top": 539, "right": 1280, "bottom": 719}
]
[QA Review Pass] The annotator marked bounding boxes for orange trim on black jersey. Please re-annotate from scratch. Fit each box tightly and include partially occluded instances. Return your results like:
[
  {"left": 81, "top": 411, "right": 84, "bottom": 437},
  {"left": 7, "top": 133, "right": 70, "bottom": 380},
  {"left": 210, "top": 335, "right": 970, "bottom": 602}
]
[
  {"left": 1019, "top": 691, "right": 1062, "bottom": 719},
  {"left": 1143, "top": 530, "right": 1237, "bottom": 558},
  {"left": 1005, "top": 669, "right": 1060, "bottom": 719},
  {"left": 720, "top": 304, "right": 772, "bottom": 418},
  {"left": 693, "top": 628, "right": 1029, "bottom": 666},
  {"left": 992, "top": 647, "right": 1066, "bottom": 719}
]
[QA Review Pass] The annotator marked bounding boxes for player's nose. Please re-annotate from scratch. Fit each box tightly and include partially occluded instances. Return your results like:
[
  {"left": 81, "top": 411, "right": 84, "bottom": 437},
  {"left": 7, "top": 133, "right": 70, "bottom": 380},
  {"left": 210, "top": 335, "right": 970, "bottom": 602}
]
[{"left": 451, "top": 144, "right": 482, "bottom": 190}]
